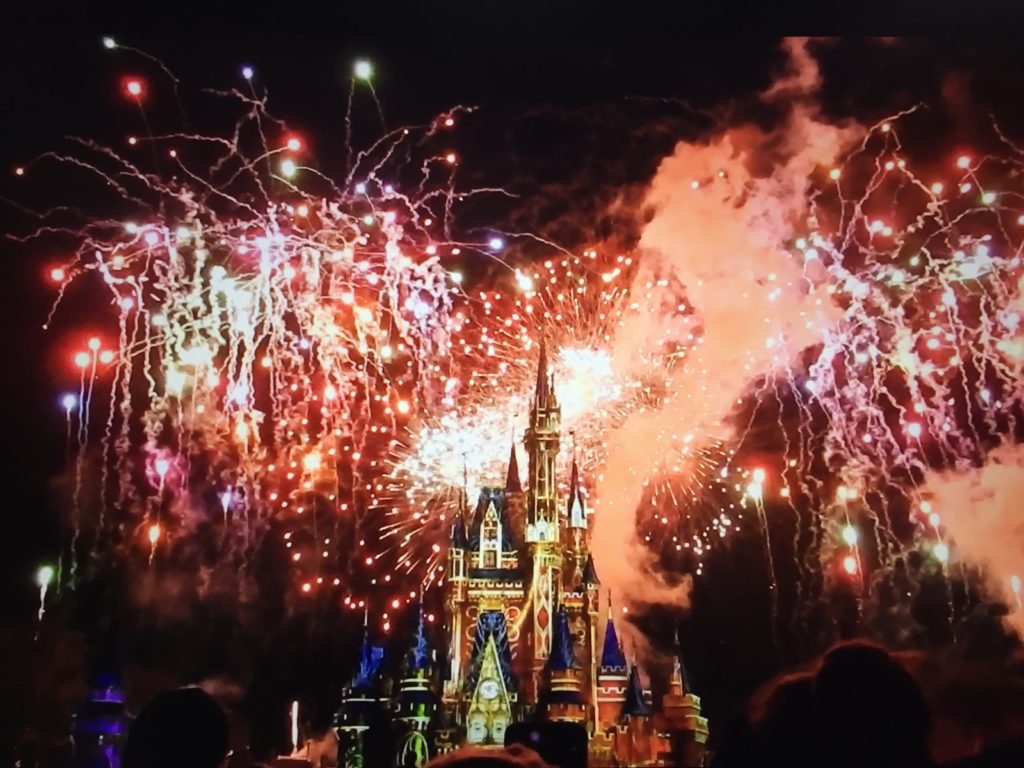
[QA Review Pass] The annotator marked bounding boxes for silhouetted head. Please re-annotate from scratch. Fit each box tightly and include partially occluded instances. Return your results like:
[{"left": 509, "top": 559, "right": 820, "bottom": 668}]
[
  {"left": 124, "top": 687, "right": 229, "bottom": 768},
  {"left": 425, "top": 744, "right": 552, "bottom": 767},
  {"left": 813, "top": 642, "right": 932, "bottom": 768},
  {"left": 752, "top": 673, "right": 815, "bottom": 768}
]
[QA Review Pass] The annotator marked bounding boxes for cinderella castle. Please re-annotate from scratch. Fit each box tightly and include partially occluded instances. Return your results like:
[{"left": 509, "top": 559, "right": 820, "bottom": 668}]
[{"left": 334, "top": 343, "right": 709, "bottom": 767}]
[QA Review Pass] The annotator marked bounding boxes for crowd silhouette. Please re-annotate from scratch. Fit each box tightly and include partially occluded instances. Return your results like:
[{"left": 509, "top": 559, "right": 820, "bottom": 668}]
[{"left": 121, "top": 641, "right": 1024, "bottom": 768}]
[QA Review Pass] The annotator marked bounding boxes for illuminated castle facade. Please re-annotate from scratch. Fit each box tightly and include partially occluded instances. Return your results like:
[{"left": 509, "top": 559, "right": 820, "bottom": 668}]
[{"left": 335, "top": 344, "right": 708, "bottom": 767}]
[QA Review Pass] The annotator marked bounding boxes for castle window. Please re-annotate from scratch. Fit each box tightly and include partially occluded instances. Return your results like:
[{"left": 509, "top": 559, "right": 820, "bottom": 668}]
[{"left": 484, "top": 549, "right": 496, "bottom": 568}]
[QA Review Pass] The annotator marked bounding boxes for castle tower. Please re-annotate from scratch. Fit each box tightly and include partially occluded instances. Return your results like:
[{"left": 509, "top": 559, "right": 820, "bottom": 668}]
[
  {"left": 540, "top": 604, "right": 587, "bottom": 724},
  {"left": 334, "top": 612, "right": 386, "bottom": 768},
  {"left": 595, "top": 597, "right": 629, "bottom": 732},
  {"left": 72, "top": 671, "right": 129, "bottom": 768},
  {"left": 614, "top": 663, "right": 660, "bottom": 766},
  {"left": 442, "top": 508, "right": 468, "bottom": 704},
  {"left": 660, "top": 629, "right": 709, "bottom": 767},
  {"left": 525, "top": 340, "right": 563, "bottom": 700},
  {"left": 393, "top": 604, "right": 436, "bottom": 768},
  {"left": 565, "top": 457, "right": 588, "bottom": 585},
  {"left": 525, "top": 339, "right": 560, "bottom": 541}
]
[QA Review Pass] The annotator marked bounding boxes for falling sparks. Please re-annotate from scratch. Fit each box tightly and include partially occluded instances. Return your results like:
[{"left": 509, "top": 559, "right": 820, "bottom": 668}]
[{"left": 13, "top": 42, "right": 1024, "bottom": 636}]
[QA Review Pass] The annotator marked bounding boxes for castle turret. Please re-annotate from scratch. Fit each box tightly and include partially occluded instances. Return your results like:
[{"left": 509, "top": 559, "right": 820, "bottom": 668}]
[
  {"left": 393, "top": 604, "right": 436, "bottom": 768},
  {"left": 525, "top": 339, "right": 560, "bottom": 543},
  {"left": 524, "top": 340, "right": 563, "bottom": 703},
  {"left": 335, "top": 612, "right": 386, "bottom": 768},
  {"left": 595, "top": 597, "right": 628, "bottom": 732},
  {"left": 610, "top": 662, "right": 665, "bottom": 766},
  {"left": 540, "top": 604, "right": 587, "bottom": 724},
  {"left": 72, "top": 671, "right": 129, "bottom": 768},
  {"left": 660, "top": 629, "right": 709, "bottom": 767}
]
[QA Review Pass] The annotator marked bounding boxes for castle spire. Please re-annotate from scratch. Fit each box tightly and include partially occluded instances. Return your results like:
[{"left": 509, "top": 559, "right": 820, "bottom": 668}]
[
  {"left": 535, "top": 338, "right": 549, "bottom": 401},
  {"left": 505, "top": 440, "right": 522, "bottom": 494},
  {"left": 599, "top": 594, "right": 627, "bottom": 672},
  {"left": 546, "top": 604, "right": 576, "bottom": 672},
  {"left": 620, "top": 663, "right": 649, "bottom": 719},
  {"left": 404, "top": 599, "right": 432, "bottom": 673},
  {"left": 670, "top": 626, "right": 692, "bottom": 694}
]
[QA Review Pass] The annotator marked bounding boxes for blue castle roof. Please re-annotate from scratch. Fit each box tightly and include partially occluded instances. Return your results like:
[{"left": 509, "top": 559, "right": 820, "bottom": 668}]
[
  {"left": 621, "top": 664, "right": 649, "bottom": 718},
  {"left": 546, "top": 604, "right": 576, "bottom": 672},
  {"left": 404, "top": 603, "right": 432, "bottom": 673},
  {"left": 600, "top": 606, "right": 627, "bottom": 673},
  {"left": 581, "top": 553, "right": 600, "bottom": 586}
]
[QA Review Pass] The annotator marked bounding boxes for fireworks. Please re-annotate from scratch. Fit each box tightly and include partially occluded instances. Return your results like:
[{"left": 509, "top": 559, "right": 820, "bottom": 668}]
[{"left": 16, "top": 39, "right": 1024, "bottom": 637}]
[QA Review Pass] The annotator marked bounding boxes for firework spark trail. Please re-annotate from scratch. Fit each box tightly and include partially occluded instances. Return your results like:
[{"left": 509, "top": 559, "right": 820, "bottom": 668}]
[{"left": 15, "top": 38, "right": 1024, "bottom": 641}]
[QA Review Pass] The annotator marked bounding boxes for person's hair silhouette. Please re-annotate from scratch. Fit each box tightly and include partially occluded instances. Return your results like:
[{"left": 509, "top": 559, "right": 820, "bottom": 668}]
[
  {"left": 812, "top": 641, "right": 933, "bottom": 768},
  {"left": 123, "top": 687, "right": 229, "bottom": 768}
]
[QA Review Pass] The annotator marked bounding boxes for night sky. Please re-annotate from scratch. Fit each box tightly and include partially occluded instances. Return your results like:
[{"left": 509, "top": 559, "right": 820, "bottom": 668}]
[{"left": 3, "top": 3, "right": 1024, "bottom": 759}]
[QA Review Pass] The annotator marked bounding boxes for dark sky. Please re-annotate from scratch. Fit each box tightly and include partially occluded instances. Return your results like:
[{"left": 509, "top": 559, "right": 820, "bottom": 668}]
[{"left": 3, "top": 3, "right": 1024, "bottom": 753}]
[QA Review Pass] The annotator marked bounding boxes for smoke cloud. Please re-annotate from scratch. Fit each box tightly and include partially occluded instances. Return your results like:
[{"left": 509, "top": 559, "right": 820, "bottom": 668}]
[
  {"left": 921, "top": 444, "right": 1024, "bottom": 635},
  {"left": 592, "top": 38, "right": 859, "bottom": 615}
]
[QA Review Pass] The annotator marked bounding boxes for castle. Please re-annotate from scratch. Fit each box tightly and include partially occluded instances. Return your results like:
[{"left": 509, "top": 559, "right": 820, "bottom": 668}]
[{"left": 335, "top": 343, "right": 709, "bottom": 767}]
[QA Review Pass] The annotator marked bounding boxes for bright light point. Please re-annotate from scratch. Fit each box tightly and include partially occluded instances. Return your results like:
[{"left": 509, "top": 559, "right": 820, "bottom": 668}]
[
  {"left": 444, "top": 117, "right": 455, "bottom": 127},
  {"left": 881, "top": 122, "right": 891, "bottom": 133},
  {"left": 379, "top": 345, "right": 393, "bottom": 360},
  {"left": 155, "top": 458, "right": 171, "bottom": 478},
  {"left": 49, "top": 267, "right": 66, "bottom": 282},
  {"left": 99, "top": 350, "right": 115, "bottom": 365},
  {"left": 929, "top": 512, "right": 941, "bottom": 528},
  {"left": 907, "top": 422, "right": 923, "bottom": 439},
  {"left": 296, "top": 204, "right": 309, "bottom": 217},
  {"left": 102, "top": 37, "right": 116, "bottom": 49},
  {"left": 286, "top": 137, "right": 302, "bottom": 152},
  {"left": 1012, "top": 575, "right": 1022, "bottom": 594},
  {"left": 362, "top": 214, "right": 374, "bottom": 225},
  {"left": 355, "top": 182, "right": 367, "bottom": 194},
  {"left": 74, "top": 352, "right": 90, "bottom": 368},
  {"left": 87, "top": 337, "right": 102, "bottom": 351},
  {"left": 396, "top": 399, "right": 411, "bottom": 415},
  {"left": 829, "top": 168, "right": 841, "bottom": 180},
  {"left": 934, "top": 542, "right": 949, "bottom": 562},
  {"left": 957, "top": 155, "right": 971, "bottom": 169},
  {"left": 354, "top": 60, "right": 373, "bottom": 79},
  {"left": 752, "top": 468, "right": 766, "bottom": 484},
  {"left": 144, "top": 231, "right": 160, "bottom": 246},
  {"left": 842, "top": 525, "right": 858, "bottom": 546},
  {"left": 931, "top": 182, "right": 944, "bottom": 194},
  {"left": 61, "top": 394, "right": 77, "bottom": 411},
  {"left": 445, "top": 152, "right": 457, "bottom": 164},
  {"left": 488, "top": 237, "right": 504, "bottom": 250},
  {"left": 14, "top": 167, "right": 24, "bottom": 176},
  {"left": 303, "top": 453, "right": 322, "bottom": 472},
  {"left": 515, "top": 272, "right": 534, "bottom": 292},
  {"left": 147, "top": 524, "right": 161, "bottom": 544},
  {"left": 36, "top": 566, "right": 54, "bottom": 588},
  {"left": 280, "top": 159, "right": 297, "bottom": 178},
  {"left": 449, "top": 271, "right": 463, "bottom": 284},
  {"left": 982, "top": 191, "right": 996, "bottom": 205},
  {"left": 842, "top": 555, "right": 859, "bottom": 575},
  {"left": 125, "top": 79, "right": 143, "bottom": 97},
  {"left": 241, "top": 65, "right": 254, "bottom": 80}
]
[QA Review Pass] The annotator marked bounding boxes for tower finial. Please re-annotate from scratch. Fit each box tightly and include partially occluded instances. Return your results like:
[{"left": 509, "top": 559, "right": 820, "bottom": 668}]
[
  {"left": 536, "top": 338, "right": 549, "bottom": 401},
  {"left": 505, "top": 438, "right": 522, "bottom": 494}
]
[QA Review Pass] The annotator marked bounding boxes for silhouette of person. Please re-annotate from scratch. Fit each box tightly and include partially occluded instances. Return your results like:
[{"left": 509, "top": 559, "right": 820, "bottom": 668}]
[
  {"left": 123, "top": 687, "right": 230, "bottom": 768},
  {"left": 812, "top": 641, "right": 933, "bottom": 768},
  {"left": 425, "top": 744, "right": 552, "bottom": 767}
]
